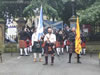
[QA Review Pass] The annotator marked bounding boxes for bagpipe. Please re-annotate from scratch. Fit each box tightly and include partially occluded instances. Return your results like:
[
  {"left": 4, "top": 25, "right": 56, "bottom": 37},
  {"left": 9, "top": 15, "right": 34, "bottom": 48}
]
[{"left": 42, "top": 36, "right": 55, "bottom": 52}]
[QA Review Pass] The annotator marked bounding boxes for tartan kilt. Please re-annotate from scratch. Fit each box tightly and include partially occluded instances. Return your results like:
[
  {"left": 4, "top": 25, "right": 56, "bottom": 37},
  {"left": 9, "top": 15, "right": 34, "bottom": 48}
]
[
  {"left": 32, "top": 42, "right": 42, "bottom": 53},
  {"left": 56, "top": 41, "right": 60, "bottom": 48},
  {"left": 81, "top": 42, "right": 86, "bottom": 48},
  {"left": 41, "top": 42, "right": 45, "bottom": 48},
  {"left": 19, "top": 40, "right": 27, "bottom": 48},
  {"left": 44, "top": 43, "right": 55, "bottom": 54},
  {"left": 56, "top": 41, "right": 64, "bottom": 48},
  {"left": 29, "top": 40, "right": 32, "bottom": 46},
  {"left": 66, "top": 40, "right": 70, "bottom": 46}
]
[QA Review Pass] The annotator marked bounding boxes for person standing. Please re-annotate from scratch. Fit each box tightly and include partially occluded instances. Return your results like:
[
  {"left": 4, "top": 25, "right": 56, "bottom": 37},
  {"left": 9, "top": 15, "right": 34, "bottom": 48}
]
[
  {"left": 56, "top": 29, "right": 64, "bottom": 56},
  {"left": 68, "top": 27, "right": 81, "bottom": 63},
  {"left": 64, "top": 26, "right": 71, "bottom": 52},
  {"left": 32, "top": 28, "right": 43, "bottom": 62},
  {"left": 19, "top": 27, "right": 29, "bottom": 56},
  {"left": 68, "top": 42, "right": 73, "bottom": 63},
  {"left": 43, "top": 27, "right": 56, "bottom": 65},
  {"left": 81, "top": 31, "right": 86, "bottom": 55}
]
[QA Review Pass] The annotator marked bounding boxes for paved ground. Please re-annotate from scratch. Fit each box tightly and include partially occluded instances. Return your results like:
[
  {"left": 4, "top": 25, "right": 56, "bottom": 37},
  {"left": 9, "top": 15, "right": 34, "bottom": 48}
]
[{"left": 0, "top": 53, "right": 100, "bottom": 75}]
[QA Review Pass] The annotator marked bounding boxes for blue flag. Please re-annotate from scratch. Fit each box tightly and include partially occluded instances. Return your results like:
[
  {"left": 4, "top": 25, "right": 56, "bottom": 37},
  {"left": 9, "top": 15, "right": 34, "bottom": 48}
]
[{"left": 37, "top": 5, "right": 44, "bottom": 40}]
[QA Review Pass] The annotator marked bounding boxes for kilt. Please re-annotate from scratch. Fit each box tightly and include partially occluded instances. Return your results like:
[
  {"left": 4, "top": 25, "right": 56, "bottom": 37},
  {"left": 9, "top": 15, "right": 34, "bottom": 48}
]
[
  {"left": 41, "top": 42, "right": 45, "bottom": 48},
  {"left": 29, "top": 40, "right": 32, "bottom": 46},
  {"left": 66, "top": 40, "right": 70, "bottom": 46},
  {"left": 32, "top": 41, "right": 42, "bottom": 53},
  {"left": 56, "top": 41, "right": 64, "bottom": 48},
  {"left": 81, "top": 42, "right": 86, "bottom": 48},
  {"left": 19, "top": 40, "right": 27, "bottom": 48},
  {"left": 44, "top": 43, "right": 55, "bottom": 54}
]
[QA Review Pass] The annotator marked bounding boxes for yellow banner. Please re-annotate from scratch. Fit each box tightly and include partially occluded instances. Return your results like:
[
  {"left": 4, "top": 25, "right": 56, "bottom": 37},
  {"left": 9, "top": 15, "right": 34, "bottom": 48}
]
[{"left": 75, "top": 17, "right": 82, "bottom": 54}]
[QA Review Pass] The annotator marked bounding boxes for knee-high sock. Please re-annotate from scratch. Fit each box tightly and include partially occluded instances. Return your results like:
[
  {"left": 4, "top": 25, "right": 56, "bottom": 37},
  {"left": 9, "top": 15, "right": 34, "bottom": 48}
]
[
  {"left": 69, "top": 53, "right": 72, "bottom": 62},
  {"left": 27, "top": 47, "right": 30, "bottom": 53},
  {"left": 77, "top": 54, "right": 80, "bottom": 62},
  {"left": 56, "top": 48, "right": 60, "bottom": 55},
  {"left": 45, "top": 56, "right": 48, "bottom": 64},
  {"left": 64, "top": 40, "right": 67, "bottom": 46},
  {"left": 30, "top": 46, "right": 32, "bottom": 52},
  {"left": 20, "top": 48, "right": 23, "bottom": 55},
  {"left": 24, "top": 48, "right": 28, "bottom": 55},
  {"left": 83, "top": 48, "right": 86, "bottom": 54},
  {"left": 34, "top": 53, "right": 37, "bottom": 59},
  {"left": 51, "top": 56, "right": 54, "bottom": 63},
  {"left": 39, "top": 53, "right": 42, "bottom": 59},
  {"left": 42, "top": 48, "right": 44, "bottom": 55},
  {"left": 66, "top": 46, "right": 69, "bottom": 52},
  {"left": 61, "top": 48, "right": 64, "bottom": 53}
]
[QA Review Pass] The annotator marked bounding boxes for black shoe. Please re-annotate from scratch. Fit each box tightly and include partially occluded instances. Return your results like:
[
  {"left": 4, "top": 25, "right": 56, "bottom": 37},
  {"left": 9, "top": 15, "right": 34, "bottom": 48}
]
[
  {"left": 77, "top": 61, "right": 81, "bottom": 64},
  {"left": 51, "top": 63, "right": 54, "bottom": 66},
  {"left": 25, "top": 55, "right": 30, "bottom": 56},
  {"left": 57, "top": 54, "right": 60, "bottom": 56},
  {"left": 42, "top": 54, "right": 44, "bottom": 56},
  {"left": 68, "top": 62, "right": 71, "bottom": 63},
  {"left": 43, "top": 63, "right": 48, "bottom": 65},
  {"left": 62, "top": 53, "right": 64, "bottom": 55},
  {"left": 20, "top": 55, "right": 24, "bottom": 56}
]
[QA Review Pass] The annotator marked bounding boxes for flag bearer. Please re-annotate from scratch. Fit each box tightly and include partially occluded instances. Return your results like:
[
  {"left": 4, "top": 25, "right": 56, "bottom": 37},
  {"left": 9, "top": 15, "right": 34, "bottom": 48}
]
[{"left": 32, "top": 28, "right": 43, "bottom": 62}]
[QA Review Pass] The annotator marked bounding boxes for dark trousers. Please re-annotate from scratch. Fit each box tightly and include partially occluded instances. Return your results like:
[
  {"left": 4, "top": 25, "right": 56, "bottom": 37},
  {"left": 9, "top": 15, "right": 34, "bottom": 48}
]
[
  {"left": 77, "top": 54, "right": 80, "bottom": 63},
  {"left": 69, "top": 53, "right": 72, "bottom": 63},
  {"left": 44, "top": 55, "right": 54, "bottom": 64},
  {"left": 68, "top": 53, "right": 81, "bottom": 63}
]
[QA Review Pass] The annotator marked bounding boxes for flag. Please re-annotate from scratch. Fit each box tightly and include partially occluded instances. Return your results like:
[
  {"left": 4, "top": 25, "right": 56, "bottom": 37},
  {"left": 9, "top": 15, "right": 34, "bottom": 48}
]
[
  {"left": 75, "top": 17, "right": 82, "bottom": 54},
  {"left": 37, "top": 5, "right": 44, "bottom": 40}
]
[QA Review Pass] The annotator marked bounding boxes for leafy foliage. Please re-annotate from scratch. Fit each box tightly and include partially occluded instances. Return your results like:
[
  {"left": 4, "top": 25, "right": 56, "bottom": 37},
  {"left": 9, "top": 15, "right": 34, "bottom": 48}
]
[
  {"left": 77, "top": 1, "right": 100, "bottom": 25},
  {"left": 23, "top": 0, "right": 58, "bottom": 20}
]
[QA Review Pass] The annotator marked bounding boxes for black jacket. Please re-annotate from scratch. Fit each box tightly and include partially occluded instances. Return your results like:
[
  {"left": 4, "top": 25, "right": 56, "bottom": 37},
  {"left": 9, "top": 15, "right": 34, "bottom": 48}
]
[
  {"left": 69, "top": 31, "right": 75, "bottom": 42},
  {"left": 19, "top": 31, "right": 30, "bottom": 41}
]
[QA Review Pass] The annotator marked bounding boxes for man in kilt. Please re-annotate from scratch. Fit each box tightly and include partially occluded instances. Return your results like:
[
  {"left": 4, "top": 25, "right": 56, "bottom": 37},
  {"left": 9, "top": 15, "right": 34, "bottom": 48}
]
[
  {"left": 19, "top": 27, "right": 29, "bottom": 56},
  {"left": 68, "top": 27, "right": 81, "bottom": 63},
  {"left": 43, "top": 27, "right": 56, "bottom": 65},
  {"left": 63, "top": 26, "right": 71, "bottom": 52},
  {"left": 32, "top": 28, "right": 43, "bottom": 62},
  {"left": 56, "top": 29, "right": 64, "bottom": 56}
]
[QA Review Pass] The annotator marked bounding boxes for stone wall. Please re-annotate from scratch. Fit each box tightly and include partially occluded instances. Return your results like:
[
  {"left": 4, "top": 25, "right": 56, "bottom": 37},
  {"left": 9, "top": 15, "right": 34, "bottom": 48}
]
[{"left": 0, "top": 20, "right": 5, "bottom": 51}]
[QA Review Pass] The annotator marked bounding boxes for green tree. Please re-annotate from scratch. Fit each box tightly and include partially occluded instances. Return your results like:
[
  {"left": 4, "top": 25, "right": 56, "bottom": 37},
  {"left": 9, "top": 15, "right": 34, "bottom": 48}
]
[
  {"left": 77, "top": 1, "right": 100, "bottom": 25},
  {"left": 23, "top": 0, "right": 58, "bottom": 21}
]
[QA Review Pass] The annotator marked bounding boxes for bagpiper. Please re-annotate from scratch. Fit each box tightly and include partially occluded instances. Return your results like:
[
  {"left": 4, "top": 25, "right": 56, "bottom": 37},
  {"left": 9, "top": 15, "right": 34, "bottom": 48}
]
[
  {"left": 43, "top": 27, "right": 56, "bottom": 65},
  {"left": 56, "top": 29, "right": 64, "bottom": 56},
  {"left": 19, "top": 27, "right": 29, "bottom": 56},
  {"left": 68, "top": 27, "right": 81, "bottom": 63}
]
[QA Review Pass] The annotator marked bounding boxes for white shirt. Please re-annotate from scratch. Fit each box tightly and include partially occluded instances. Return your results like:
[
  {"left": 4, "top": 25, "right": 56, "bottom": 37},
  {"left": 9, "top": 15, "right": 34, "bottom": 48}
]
[
  {"left": 31, "top": 32, "right": 38, "bottom": 46},
  {"left": 44, "top": 33, "right": 56, "bottom": 43}
]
